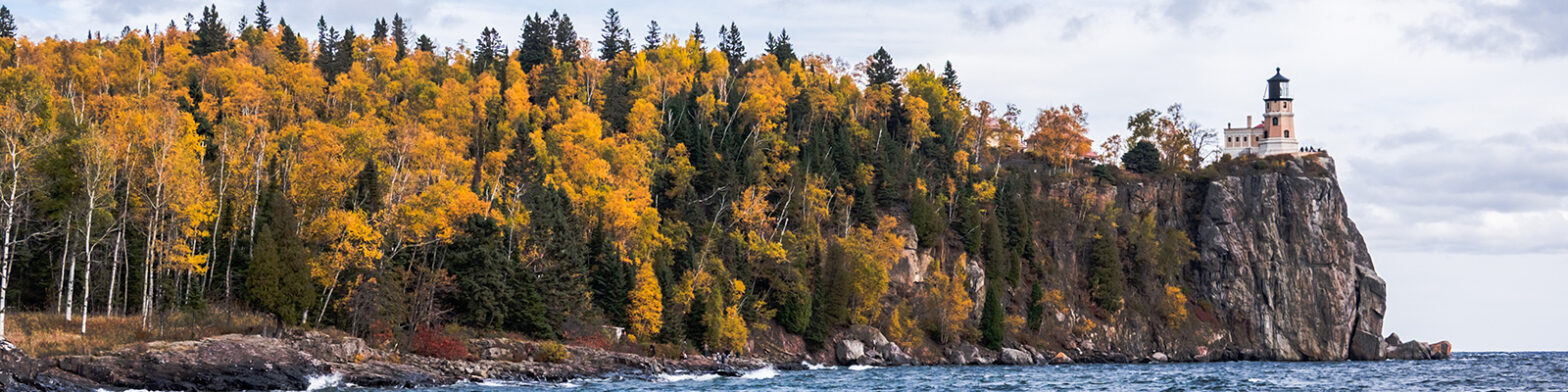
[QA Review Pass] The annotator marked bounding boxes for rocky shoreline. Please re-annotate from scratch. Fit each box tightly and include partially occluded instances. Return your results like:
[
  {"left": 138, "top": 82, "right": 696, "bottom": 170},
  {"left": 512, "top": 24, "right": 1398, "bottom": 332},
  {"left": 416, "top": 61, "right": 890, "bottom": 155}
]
[{"left": 2, "top": 327, "right": 1450, "bottom": 391}]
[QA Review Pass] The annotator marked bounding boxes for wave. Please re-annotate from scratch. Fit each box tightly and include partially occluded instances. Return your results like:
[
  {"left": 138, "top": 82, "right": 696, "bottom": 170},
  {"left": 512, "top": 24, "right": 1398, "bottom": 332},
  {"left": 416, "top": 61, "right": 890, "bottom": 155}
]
[
  {"left": 848, "top": 365, "right": 875, "bottom": 371},
  {"left": 741, "top": 366, "right": 778, "bottom": 379},
  {"left": 659, "top": 373, "right": 721, "bottom": 382},
  {"left": 305, "top": 373, "right": 344, "bottom": 391},
  {"left": 803, "top": 361, "right": 837, "bottom": 370}
]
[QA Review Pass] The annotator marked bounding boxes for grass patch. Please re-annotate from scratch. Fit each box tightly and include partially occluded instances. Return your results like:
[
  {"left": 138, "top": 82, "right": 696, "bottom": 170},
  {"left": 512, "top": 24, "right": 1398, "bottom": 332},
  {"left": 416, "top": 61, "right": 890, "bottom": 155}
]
[{"left": 5, "top": 305, "right": 272, "bottom": 357}]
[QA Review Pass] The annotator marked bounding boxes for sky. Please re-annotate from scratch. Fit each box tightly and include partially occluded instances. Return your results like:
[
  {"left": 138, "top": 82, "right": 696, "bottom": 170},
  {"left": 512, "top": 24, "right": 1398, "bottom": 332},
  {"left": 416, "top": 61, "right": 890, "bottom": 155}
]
[{"left": 7, "top": 0, "right": 1566, "bottom": 351}]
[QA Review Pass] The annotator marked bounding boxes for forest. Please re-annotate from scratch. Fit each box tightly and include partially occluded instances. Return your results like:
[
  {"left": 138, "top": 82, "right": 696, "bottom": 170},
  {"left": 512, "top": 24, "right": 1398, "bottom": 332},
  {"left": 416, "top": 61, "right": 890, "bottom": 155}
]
[{"left": 0, "top": 2, "right": 1217, "bottom": 358}]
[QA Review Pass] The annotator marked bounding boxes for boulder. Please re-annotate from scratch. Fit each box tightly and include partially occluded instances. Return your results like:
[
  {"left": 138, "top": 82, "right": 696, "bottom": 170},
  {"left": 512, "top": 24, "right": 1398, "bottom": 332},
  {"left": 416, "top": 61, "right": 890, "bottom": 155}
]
[
  {"left": 334, "top": 361, "right": 452, "bottom": 388},
  {"left": 998, "top": 348, "right": 1033, "bottom": 365},
  {"left": 1384, "top": 333, "right": 1402, "bottom": 346},
  {"left": 1428, "top": 341, "right": 1453, "bottom": 359},
  {"left": 0, "top": 340, "right": 95, "bottom": 392},
  {"left": 1047, "top": 352, "right": 1073, "bottom": 365},
  {"left": 943, "top": 342, "right": 994, "bottom": 365},
  {"left": 1150, "top": 352, "right": 1169, "bottom": 362},
  {"left": 834, "top": 340, "right": 866, "bottom": 365},
  {"left": 1385, "top": 340, "right": 1433, "bottom": 360}
]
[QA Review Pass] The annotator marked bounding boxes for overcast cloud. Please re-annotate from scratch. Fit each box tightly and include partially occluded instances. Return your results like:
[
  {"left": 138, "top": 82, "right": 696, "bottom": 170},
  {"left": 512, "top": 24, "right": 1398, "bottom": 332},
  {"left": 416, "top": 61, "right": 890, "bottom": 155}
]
[{"left": 6, "top": 0, "right": 1565, "bottom": 351}]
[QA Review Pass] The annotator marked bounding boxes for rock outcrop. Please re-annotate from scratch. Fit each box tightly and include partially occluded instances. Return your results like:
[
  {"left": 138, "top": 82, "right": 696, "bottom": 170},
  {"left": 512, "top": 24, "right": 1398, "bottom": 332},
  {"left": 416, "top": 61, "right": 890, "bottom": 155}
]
[
  {"left": 832, "top": 325, "right": 914, "bottom": 366},
  {"left": 55, "top": 334, "right": 328, "bottom": 391},
  {"left": 1189, "top": 156, "right": 1395, "bottom": 361}
]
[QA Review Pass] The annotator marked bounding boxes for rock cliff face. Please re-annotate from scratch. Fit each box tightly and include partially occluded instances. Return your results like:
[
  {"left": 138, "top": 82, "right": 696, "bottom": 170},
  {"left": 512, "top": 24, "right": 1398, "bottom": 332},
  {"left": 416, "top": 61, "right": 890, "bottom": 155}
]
[{"left": 1187, "top": 156, "right": 1384, "bottom": 361}]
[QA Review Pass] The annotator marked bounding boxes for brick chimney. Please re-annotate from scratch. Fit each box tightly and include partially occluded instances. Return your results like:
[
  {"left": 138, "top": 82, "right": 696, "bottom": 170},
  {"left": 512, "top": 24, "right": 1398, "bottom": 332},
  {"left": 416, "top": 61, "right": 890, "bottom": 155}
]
[{"left": 1247, "top": 115, "right": 1253, "bottom": 127}]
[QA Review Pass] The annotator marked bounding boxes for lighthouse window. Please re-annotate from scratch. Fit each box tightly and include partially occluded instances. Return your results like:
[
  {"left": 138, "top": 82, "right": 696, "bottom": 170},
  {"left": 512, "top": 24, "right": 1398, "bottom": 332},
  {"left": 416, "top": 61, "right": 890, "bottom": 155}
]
[
  {"left": 1285, "top": 130, "right": 1290, "bottom": 138},
  {"left": 1273, "top": 117, "right": 1279, "bottom": 126}
]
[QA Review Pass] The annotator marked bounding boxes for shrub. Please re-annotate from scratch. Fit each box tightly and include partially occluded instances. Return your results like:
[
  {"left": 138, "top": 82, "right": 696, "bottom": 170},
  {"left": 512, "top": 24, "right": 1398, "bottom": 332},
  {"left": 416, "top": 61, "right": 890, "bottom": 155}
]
[
  {"left": 534, "top": 340, "right": 571, "bottom": 363},
  {"left": 410, "top": 326, "right": 470, "bottom": 360},
  {"left": 1161, "top": 285, "right": 1190, "bottom": 328}
]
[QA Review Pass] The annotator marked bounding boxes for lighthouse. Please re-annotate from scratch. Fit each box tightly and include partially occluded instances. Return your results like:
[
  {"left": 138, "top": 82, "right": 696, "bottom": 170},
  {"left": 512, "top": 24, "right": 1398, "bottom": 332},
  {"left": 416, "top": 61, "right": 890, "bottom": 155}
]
[{"left": 1223, "top": 68, "right": 1301, "bottom": 157}]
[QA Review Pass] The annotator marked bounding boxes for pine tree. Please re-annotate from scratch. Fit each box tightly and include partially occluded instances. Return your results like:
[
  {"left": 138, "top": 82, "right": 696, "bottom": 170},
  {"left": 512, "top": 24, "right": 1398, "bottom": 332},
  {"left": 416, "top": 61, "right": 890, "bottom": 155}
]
[
  {"left": 941, "top": 61, "right": 960, "bottom": 90},
  {"left": 391, "top": 14, "right": 408, "bottom": 60},
  {"left": 246, "top": 183, "right": 317, "bottom": 326},
  {"left": 587, "top": 227, "right": 631, "bottom": 326},
  {"left": 597, "top": 8, "right": 631, "bottom": 61},
  {"left": 253, "top": 1, "right": 271, "bottom": 31},
  {"left": 865, "top": 47, "right": 899, "bottom": 87},
  {"left": 447, "top": 215, "right": 511, "bottom": 329},
  {"left": 518, "top": 13, "right": 553, "bottom": 70},
  {"left": 278, "top": 20, "right": 304, "bottom": 62},
  {"left": 549, "top": 11, "right": 579, "bottom": 61},
  {"left": 764, "top": 29, "right": 795, "bottom": 66},
  {"left": 1122, "top": 140, "right": 1161, "bottom": 174},
  {"left": 349, "top": 159, "right": 383, "bottom": 214},
  {"left": 980, "top": 283, "right": 1005, "bottom": 350},
  {"left": 0, "top": 6, "right": 14, "bottom": 38},
  {"left": 643, "top": 20, "right": 661, "bottom": 50},
  {"left": 719, "top": 22, "right": 744, "bottom": 70},
  {"left": 191, "top": 5, "right": 231, "bottom": 56},
  {"left": 326, "top": 27, "right": 357, "bottom": 81},
  {"left": 372, "top": 18, "right": 388, "bottom": 42}
]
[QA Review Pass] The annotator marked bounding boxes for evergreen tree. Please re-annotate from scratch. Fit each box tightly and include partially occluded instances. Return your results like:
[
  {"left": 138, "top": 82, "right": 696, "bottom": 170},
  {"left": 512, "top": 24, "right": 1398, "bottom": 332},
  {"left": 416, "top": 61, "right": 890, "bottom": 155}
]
[
  {"left": 416, "top": 34, "right": 435, "bottom": 52},
  {"left": 587, "top": 226, "right": 631, "bottom": 326},
  {"left": 718, "top": 22, "right": 744, "bottom": 70},
  {"left": 643, "top": 20, "right": 661, "bottom": 50},
  {"left": 690, "top": 23, "right": 704, "bottom": 48},
  {"left": 980, "top": 283, "right": 1006, "bottom": 350},
  {"left": 349, "top": 159, "right": 383, "bottom": 214},
  {"left": 391, "top": 14, "right": 408, "bottom": 60},
  {"left": 941, "top": 61, "right": 960, "bottom": 90},
  {"left": 764, "top": 29, "right": 795, "bottom": 66},
  {"left": 865, "top": 47, "right": 900, "bottom": 87},
  {"left": 472, "top": 27, "right": 505, "bottom": 76},
  {"left": 191, "top": 5, "right": 231, "bottom": 56},
  {"left": 1122, "top": 140, "right": 1161, "bottom": 174},
  {"left": 0, "top": 6, "right": 14, "bottom": 38},
  {"left": 372, "top": 18, "right": 388, "bottom": 42},
  {"left": 326, "top": 27, "right": 357, "bottom": 81},
  {"left": 517, "top": 13, "right": 553, "bottom": 70},
  {"left": 1026, "top": 283, "right": 1044, "bottom": 331},
  {"left": 246, "top": 182, "right": 317, "bottom": 326},
  {"left": 253, "top": 1, "right": 271, "bottom": 31},
  {"left": 314, "top": 17, "right": 338, "bottom": 73},
  {"left": 277, "top": 20, "right": 304, "bottom": 62},
  {"left": 549, "top": 11, "right": 580, "bottom": 61},
  {"left": 446, "top": 215, "right": 512, "bottom": 329},
  {"left": 597, "top": 8, "right": 632, "bottom": 61},
  {"left": 1088, "top": 221, "right": 1125, "bottom": 312}
]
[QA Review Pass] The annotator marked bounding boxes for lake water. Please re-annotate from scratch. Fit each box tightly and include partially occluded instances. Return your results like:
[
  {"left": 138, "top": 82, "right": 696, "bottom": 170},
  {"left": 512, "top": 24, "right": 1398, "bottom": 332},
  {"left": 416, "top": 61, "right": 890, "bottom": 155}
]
[{"left": 330, "top": 352, "right": 1567, "bottom": 391}]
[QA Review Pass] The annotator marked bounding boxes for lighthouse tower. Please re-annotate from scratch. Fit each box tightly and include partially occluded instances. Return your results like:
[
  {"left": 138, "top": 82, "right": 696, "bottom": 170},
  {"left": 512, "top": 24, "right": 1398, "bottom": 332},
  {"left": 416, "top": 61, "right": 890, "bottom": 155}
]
[
  {"left": 1223, "top": 68, "right": 1301, "bottom": 157},
  {"left": 1257, "top": 68, "right": 1299, "bottom": 155}
]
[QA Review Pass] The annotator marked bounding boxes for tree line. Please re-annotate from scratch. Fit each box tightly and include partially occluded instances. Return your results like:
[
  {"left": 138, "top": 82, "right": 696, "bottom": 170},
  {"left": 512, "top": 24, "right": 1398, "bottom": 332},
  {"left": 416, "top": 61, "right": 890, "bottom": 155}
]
[{"left": 0, "top": 2, "right": 1215, "bottom": 354}]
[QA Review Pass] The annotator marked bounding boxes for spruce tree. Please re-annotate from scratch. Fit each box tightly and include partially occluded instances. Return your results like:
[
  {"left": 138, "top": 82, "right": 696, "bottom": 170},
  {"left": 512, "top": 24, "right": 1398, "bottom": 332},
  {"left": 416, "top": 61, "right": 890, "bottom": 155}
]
[
  {"left": 472, "top": 27, "right": 504, "bottom": 76},
  {"left": 1122, "top": 140, "right": 1162, "bottom": 174},
  {"left": 643, "top": 20, "right": 661, "bottom": 50},
  {"left": 277, "top": 20, "right": 304, "bottom": 62},
  {"left": 349, "top": 159, "right": 383, "bottom": 214},
  {"left": 447, "top": 215, "right": 511, "bottom": 329},
  {"left": 691, "top": 23, "right": 704, "bottom": 48},
  {"left": 416, "top": 34, "right": 435, "bottom": 53},
  {"left": 246, "top": 182, "right": 317, "bottom": 326},
  {"left": 313, "top": 17, "right": 338, "bottom": 73},
  {"left": 598, "top": 8, "right": 631, "bottom": 61},
  {"left": 191, "top": 5, "right": 231, "bottom": 56},
  {"left": 0, "top": 6, "right": 14, "bottom": 38},
  {"left": 865, "top": 47, "right": 899, "bottom": 87},
  {"left": 327, "top": 27, "right": 356, "bottom": 81},
  {"left": 980, "top": 283, "right": 1006, "bottom": 350},
  {"left": 719, "top": 22, "right": 744, "bottom": 70},
  {"left": 518, "top": 13, "right": 553, "bottom": 70},
  {"left": 765, "top": 29, "right": 795, "bottom": 66},
  {"left": 372, "top": 18, "right": 388, "bottom": 42},
  {"left": 253, "top": 1, "right": 271, "bottom": 31},
  {"left": 391, "top": 14, "right": 408, "bottom": 60},
  {"left": 941, "top": 61, "right": 960, "bottom": 90},
  {"left": 1088, "top": 221, "right": 1125, "bottom": 312},
  {"left": 549, "top": 11, "right": 579, "bottom": 61}
]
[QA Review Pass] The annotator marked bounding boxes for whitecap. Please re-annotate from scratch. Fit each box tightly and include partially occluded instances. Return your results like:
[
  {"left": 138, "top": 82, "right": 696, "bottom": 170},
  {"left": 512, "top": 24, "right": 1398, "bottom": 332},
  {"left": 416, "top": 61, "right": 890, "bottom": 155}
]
[
  {"left": 848, "top": 365, "right": 875, "bottom": 371},
  {"left": 659, "top": 373, "right": 720, "bottom": 382},
  {"left": 803, "top": 361, "right": 836, "bottom": 370},
  {"left": 741, "top": 366, "right": 778, "bottom": 379},
  {"left": 305, "top": 373, "right": 343, "bottom": 391}
]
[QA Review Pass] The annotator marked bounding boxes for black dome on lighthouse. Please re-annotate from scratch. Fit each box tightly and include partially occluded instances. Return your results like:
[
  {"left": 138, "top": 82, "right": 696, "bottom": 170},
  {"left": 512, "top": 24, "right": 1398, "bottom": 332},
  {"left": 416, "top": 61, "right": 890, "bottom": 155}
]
[{"left": 1268, "top": 67, "right": 1289, "bottom": 82}]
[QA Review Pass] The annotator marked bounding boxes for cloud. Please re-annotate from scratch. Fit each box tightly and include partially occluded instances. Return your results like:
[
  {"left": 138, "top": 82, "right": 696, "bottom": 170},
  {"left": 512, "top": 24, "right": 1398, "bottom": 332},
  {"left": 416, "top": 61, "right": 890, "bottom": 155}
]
[
  {"left": 1406, "top": 0, "right": 1568, "bottom": 59},
  {"left": 958, "top": 3, "right": 1036, "bottom": 32},
  {"left": 1347, "top": 124, "right": 1568, "bottom": 254},
  {"left": 1145, "top": 0, "right": 1270, "bottom": 31},
  {"left": 1060, "top": 14, "right": 1090, "bottom": 40}
]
